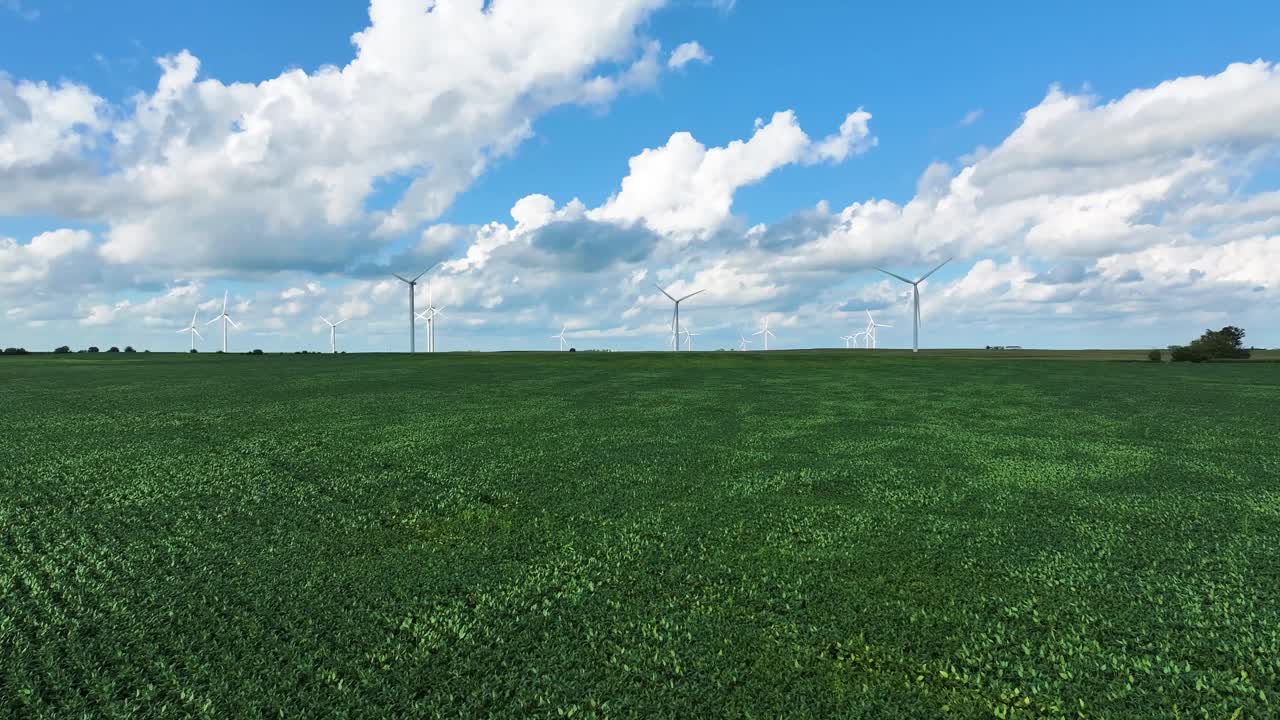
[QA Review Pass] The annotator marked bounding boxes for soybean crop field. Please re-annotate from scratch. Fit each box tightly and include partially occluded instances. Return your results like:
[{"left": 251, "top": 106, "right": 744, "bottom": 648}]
[{"left": 2, "top": 352, "right": 1278, "bottom": 718}]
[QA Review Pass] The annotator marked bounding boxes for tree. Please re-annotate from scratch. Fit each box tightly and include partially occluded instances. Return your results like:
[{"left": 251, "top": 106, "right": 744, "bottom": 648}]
[
  {"left": 124, "top": 346, "right": 136, "bottom": 353},
  {"left": 2, "top": 347, "right": 30, "bottom": 355},
  {"left": 108, "top": 346, "right": 120, "bottom": 353},
  {"left": 1171, "top": 326, "right": 1250, "bottom": 362},
  {"left": 54, "top": 345, "right": 71, "bottom": 354},
  {"left": 87, "top": 346, "right": 100, "bottom": 353},
  {"left": 1147, "top": 349, "right": 1162, "bottom": 362}
]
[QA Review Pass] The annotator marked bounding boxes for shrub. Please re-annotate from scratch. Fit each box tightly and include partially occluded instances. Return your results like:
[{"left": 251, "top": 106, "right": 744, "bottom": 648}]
[
  {"left": 3, "top": 347, "right": 30, "bottom": 355},
  {"left": 124, "top": 346, "right": 136, "bottom": 353},
  {"left": 189, "top": 349, "right": 199, "bottom": 354},
  {"left": 1147, "top": 349, "right": 1162, "bottom": 362},
  {"left": 1170, "top": 346, "right": 1208, "bottom": 363},
  {"left": 54, "top": 345, "right": 71, "bottom": 354},
  {"left": 87, "top": 346, "right": 100, "bottom": 353},
  {"left": 107, "top": 346, "right": 120, "bottom": 353},
  {"left": 251, "top": 349, "right": 264, "bottom": 355}
]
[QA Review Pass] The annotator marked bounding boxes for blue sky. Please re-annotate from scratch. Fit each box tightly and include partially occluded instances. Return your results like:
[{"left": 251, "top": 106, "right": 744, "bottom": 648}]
[{"left": 2, "top": 1, "right": 1279, "bottom": 352}]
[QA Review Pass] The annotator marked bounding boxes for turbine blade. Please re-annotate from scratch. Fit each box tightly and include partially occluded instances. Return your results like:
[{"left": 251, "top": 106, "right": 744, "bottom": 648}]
[
  {"left": 876, "top": 268, "right": 913, "bottom": 284},
  {"left": 206, "top": 316, "right": 219, "bottom": 325},
  {"left": 335, "top": 319, "right": 346, "bottom": 325},
  {"left": 677, "top": 288, "right": 705, "bottom": 302},
  {"left": 226, "top": 317, "right": 240, "bottom": 328},
  {"left": 917, "top": 257, "right": 952, "bottom": 283},
  {"left": 392, "top": 273, "right": 409, "bottom": 283},
  {"left": 320, "top": 316, "right": 331, "bottom": 326},
  {"left": 411, "top": 263, "right": 437, "bottom": 283},
  {"left": 222, "top": 290, "right": 228, "bottom": 313},
  {"left": 191, "top": 308, "right": 198, "bottom": 325},
  {"left": 653, "top": 283, "right": 676, "bottom": 302},
  {"left": 192, "top": 328, "right": 202, "bottom": 338}
]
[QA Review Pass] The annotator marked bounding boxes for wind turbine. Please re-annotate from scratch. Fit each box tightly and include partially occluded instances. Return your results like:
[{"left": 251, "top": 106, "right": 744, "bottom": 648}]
[
  {"left": 738, "top": 334, "right": 753, "bottom": 351},
  {"left": 863, "top": 310, "right": 892, "bottom": 349},
  {"left": 681, "top": 323, "right": 700, "bottom": 351},
  {"left": 840, "top": 334, "right": 855, "bottom": 349},
  {"left": 415, "top": 304, "right": 446, "bottom": 353},
  {"left": 205, "top": 291, "right": 238, "bottom": 352},
  {"left": 552, "top": 324, "right": 568, "bottom": 351},
  {"left": 177, "top": 309, "right": 202, "bottom": 350},
  {"left": 392, "top": 264, "right": 436, "bottom": 353},
  {"left": 752, "top": 316, "right": 776, "bottom": 351},
  {"left": 320, "top": 316, "right": 346, "bottom": 354},
  {"left": 875, "top": 258, "right": 951, "bottom": 353},
  {"left": 654, "top": 284, "right": 704, "bottom": 352}
]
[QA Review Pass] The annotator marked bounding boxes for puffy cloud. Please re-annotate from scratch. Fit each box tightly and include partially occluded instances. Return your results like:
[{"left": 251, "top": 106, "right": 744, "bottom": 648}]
[
  {"left": 590, "top": 109, "right": 874, "bottom": 236},
  {"left": 0, "top": 229, "right": 95, "bottom": 285},
  {"left": 668, "top": 42, "right": 712, "bottom": 70},
  {"left": 0, "top": 0, "right": 676, "bottom": 273}
]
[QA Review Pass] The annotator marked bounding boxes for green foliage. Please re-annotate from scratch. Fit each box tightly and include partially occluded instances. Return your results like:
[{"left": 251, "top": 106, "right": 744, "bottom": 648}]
[
  {"left": 1170, "top": 345, "right": 1207, "bottom": 362},
  {"left": 1147, "top": 349, "right": 1161, "bottom": 362},
  {"left": 86, "top": 346, "right": 99, "bottom": 353},
  {"left": 1174, "top": 326, "right": 1251, "bottom": 362},
  {"left": 124, "top": 346, "right": 136, "bottom": 353},
  {"left": 250, "top": 349, "right": 264, "bottom": 355},
  {"left": 1, "top": 352, "right": 1278, "bottom": 718},
  {"left": 107, "top": 346, "right": 120, "bottom": 353},
  {"left": 2, "top": 347, "right": 30, "bottom": 355},
  {"left": 53, "top": 346, "right": 71, "bottom": 354}
]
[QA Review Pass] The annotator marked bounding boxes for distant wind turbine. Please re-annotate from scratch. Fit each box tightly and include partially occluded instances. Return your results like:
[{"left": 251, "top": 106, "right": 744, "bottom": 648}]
[
  {"left": 205, "top": 291, "right": 238, "bottom": 352},
  {"left": 863, "top": 310, "right": 892, "bottom": 349},
  {"left": 752, "top": 316, "right": 776, "bottom": 351},
  {"left": 177, "top": 309, "right": 202, "bottom": 350},
  {"left": 876, "top": 258, "right": 951, "bottom": 353},
  {"left": 320, "top": 316, "right": 346, "bottom": 354},
  {"left": 840, "top": 334, "right": 855, "bottom": 349},
  {"left": 552, "top": 324, "right": 568, "bottom": 351},
  {"left": 415, "top": 303, "right": 446, "bottom": 353},
  {"left": 738, "top": 334, "right": 753, "bottom": 351},
  {"left": 392, "top": 264, "right": 436, "bottom": 353},
  {"left": 681, "top": 322, "right": 700, "bottom": 351},
  {"left": 654, "top": 284, "right": 704, "bottom": 352}
]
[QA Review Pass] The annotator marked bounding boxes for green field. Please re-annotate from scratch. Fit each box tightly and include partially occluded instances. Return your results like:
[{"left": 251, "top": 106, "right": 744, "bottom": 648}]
[{"left": 2, "top": 352, "right": 1278, "bottom": 718}]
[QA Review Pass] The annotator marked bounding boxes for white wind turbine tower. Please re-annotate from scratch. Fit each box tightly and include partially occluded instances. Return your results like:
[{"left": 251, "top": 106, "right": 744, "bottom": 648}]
[
  {"left": 423, "top": 283, "right": 445, "bottom": 353},
  {"left": 840, "top": 334, "right": 856, "bottom": 349},
  {"left": 552, "top": 324, "right": 569, "bottom": 351},
  {"left": 177, "top": 309, "right": 202, "bottom": 350},
  {"left": 681, "top": 322, "right": 701, "bottom": 350},
  {"left": 752, "top": 316, "right": 776, "bottom": 351},
  {"left": 654, "top": 284, "right": 704, "bottom": 352},
  {"left": 863, "top": 310, "right": 892, "bottom": 349},
  {"left": 320, "top": 316, "right": 346, "bottom": 354},
  {"left": 205, "top": 291, "right": 238, "bottom": 352},
  {"left": 392, "top": 264, "right": 436, "bottom": 353},
  {"left": 415, "top": 304, "right": 446, "bottom": 353},
  {"left": 875, "top": 258, "right": 951, "bottom": 353}
]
